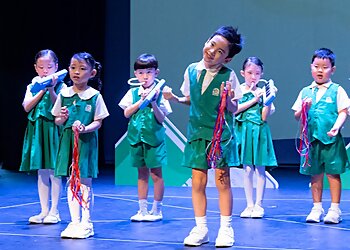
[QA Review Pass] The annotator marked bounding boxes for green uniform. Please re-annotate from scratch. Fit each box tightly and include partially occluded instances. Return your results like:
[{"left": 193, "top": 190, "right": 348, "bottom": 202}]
[
  {"left": 55, "top": 93, "right": 99, "bottom": 178},
  {"left": 127, "top": 87, "right": 167, "bottom": 168},
  {"left": 300, "top": 83, "right": 349, "bottom": 175},
  {"left": 20, "top": 82, "right": 64, "bottom": 172},
  {"left": 235, "top": 92, "right": 277, "bottom": 169},
  {"left": 183, "top": 63, "right": 240, "bottom": 169}
]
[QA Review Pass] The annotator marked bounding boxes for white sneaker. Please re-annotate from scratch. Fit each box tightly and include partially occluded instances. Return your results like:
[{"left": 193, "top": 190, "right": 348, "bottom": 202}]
[
  {"left": 306, "top": 207, "right": 324, "bottom": 223},
  {"left": 28, "top": 213, "right": 48, "bottom": 224},
  {"left": 130, "top": 210, "right": 154, "bottom": 222},
  {"left": 324, "top": 208, "right": 342, "bottom": 224},
  {"left": 183, "top": 226, "right": 209, "bottom": 246},
  {"left": 251, "top": 205, "right": 265, "bottom": 218},
  {"left": 240, "top": 207, "right": 254, "bottom": 218},
  {"left": 215, "top": 226, "right": 234, "bottom": 247},
  {"left": 149, "top": 210, "right": 163, "bottom": 221},
  {"left": 74, "top": 222, "right": 94, "bottom": 239},
  {"left": 61, "top": 222, "right": 80, "bottom": 238},
  {"left": 43, "top": 213, "right": 61, "bottom": 224}
]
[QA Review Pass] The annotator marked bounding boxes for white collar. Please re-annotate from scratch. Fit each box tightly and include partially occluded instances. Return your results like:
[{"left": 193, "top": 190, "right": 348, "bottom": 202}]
[
  {"left": 310, "top": 80, "right": 332, "bottom": 89},
  {"left": 61, "top": 86, "right": 99, "bottom": 100},
  {"left": 195, "top": 60, "right": 222, "bottom": 75}
]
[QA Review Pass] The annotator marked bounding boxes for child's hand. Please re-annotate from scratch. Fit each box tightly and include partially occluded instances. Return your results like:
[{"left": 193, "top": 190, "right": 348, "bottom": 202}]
[
  {"left": 302, "top": 97, "right": 312, "bottom": 111},
  {"left": 327, "top": 127, "right": 339, "bottom": 137},
  {"left": 47, "top": 75, "right": 58, "bottom": 91},
  {"left": 254, "top": 89, "right": 264, "bottom": 103},
  {"left": 140, "top": 88, "right": 151, "bottom": 100},
  {"left": 151, "top": 89, "right": 160, "bottom": 102},
  {"left": 220, "top": 81, "right": 235, "bottom": 98},
  {"left": 221, "top": 81, "right": 236, "bottom": 112},
  {"left": 59, "top": 106, "right": 69, "bottom": 121},
  {"left": 162, "top": 86, "right": 174, "bottom": 100},
  {"left": 72, "top": 120, "right": 85, "bottom": 133}
]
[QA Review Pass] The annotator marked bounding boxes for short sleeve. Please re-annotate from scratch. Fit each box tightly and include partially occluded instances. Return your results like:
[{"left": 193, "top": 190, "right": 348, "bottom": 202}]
[{"left": 95, "top": 94, "right": 110, "bottom": 120}]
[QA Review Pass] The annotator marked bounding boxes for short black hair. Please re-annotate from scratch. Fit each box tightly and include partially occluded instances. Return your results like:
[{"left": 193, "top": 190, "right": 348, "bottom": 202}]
[
  {"left": 134, "top": 53, "right": 158, "bottom": 70},
  {"left": 311, "top": 48, "right": 335, "bottom": 67},
  {"left": 208, "top": 26, "right": 243, "bottom": 58}
]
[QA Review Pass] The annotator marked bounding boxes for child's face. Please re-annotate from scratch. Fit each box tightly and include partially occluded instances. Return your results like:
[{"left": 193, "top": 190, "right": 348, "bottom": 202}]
[
  {"left": 34, "top": 55, "right": 57, "bottom": 78},
  {"left": 69, "top": 58, "right": 96, "bottom": 88},
  {"left": 311, "top": 58, "right": 335, "bottom": 84},
  {"left": 240, "top": 63, "right": 263, "bottom": 88},
  {"left": 134, "top": 68, "right": 159, "bottom": 88},
  {"left": 202, "top": 35, "right": 231, "bottom": 69}
]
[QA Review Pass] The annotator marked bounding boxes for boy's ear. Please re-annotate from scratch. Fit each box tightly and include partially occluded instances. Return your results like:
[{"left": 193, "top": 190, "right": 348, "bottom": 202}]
[
  {"left": 224, "top": 57, "right": 232, "bottom": 64},
  {"left": 331, "top": 66, "right": 336, "bottom": 74},
  {"left": 240, "top": 70, "right": 245, "bottom": 78},
  {"left": 155, "top": 69, "right": 160, "bottom": 76}
]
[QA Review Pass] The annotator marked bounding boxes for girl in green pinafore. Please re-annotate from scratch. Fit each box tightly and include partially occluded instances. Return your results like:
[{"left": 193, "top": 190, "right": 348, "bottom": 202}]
[
  {"left": 235, "top": 57, "right": 277, "bottom": 219},
  {"left": 51, "top": 52, "right": 109, "bottom": 239},
  {"left": 20, "top": 49, "right": 66, "bottom": 224}
]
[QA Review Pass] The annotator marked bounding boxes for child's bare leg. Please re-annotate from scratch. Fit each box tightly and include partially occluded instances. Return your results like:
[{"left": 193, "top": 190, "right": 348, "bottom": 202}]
[
  {"left": 150, "top": 167, "right": 164, "bottom": 201},
  {"left": 192, "top": 168, "right": 208, "bottom": 217},
  {"left": 326, "top": 174, "right": 341, "bottom": 203},
  {"left": 215, "top": 167, "right": 232, "bottom": 216},
  {"left": 311, "top": 173, "right": 324, "bottom": 202},
  {"left": 150, "top": 167, "right": 164, "bottom": 215},
  {"left": 137, "top": 167, "right": 150, "bottom": 200}
]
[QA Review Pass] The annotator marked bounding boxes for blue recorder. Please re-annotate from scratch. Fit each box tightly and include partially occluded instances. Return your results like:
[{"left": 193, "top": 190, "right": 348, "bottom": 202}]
[
  {"left": 139, "top": 79, "right": 166, "bottom": 110},
  {"left": 31, "top": 69, "right": 68, "bottom": 93},
  {"left": 259, "top": 79, "right": 276, "bottom": 106}
]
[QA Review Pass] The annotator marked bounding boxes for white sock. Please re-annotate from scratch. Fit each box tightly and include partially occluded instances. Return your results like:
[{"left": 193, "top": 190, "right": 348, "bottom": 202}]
[
  {"left": 81, "top": 178, "right": 93, "bottom": 224},
  {"left": 313, "top": 202, "right": 323, "bottom": 209},
  {"left": 195, "top": 216, "right": 207, "bottom": 229},
  {"left": 138, "top": 199, "right": 148, "bottom": 213},
  {"left": 67, "top": 185, "right": 81, "bottom": 224},
  {"left": 220, "top": 215, "right": 232, "bottom": 228},
  {"left": 255, "top": 166, "right": 266, "bottom": 207},
  {"left": 37, "top": 169, "right": 50, "bottom": 215},
  {"left": 49, "top": 169, "right": 62, "bottom": 215},
  {"left": 243, "top": 165, "right": 254, "bottom": 207},
  {"left": 330, "top": 203, "right": 340, "bottom": 210},
  {"left": 151, "top": 200, "right": 162, "bottom": 214}
]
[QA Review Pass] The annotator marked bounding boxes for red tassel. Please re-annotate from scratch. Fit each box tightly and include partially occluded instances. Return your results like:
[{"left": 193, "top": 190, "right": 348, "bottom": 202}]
[
  {"left": 207, "top": 89, "right": 228, "bottom": 168},
  {"left": 69, "top": 127, "right": 88, "bottom": 208}
]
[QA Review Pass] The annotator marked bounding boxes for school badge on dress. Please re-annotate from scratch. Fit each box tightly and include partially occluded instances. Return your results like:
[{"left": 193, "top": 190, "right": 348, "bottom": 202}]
[
  {"left": 212, "top": 88, "right": 220, "bottom": 96},
  {"left": 85, "top": 105, "right": 92, "bottom": 112}
]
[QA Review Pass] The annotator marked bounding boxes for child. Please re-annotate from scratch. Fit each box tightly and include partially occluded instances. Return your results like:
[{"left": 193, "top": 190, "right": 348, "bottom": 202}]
[
  {"left": 235, "top": 57, "right": 278, "bottom": 219},
  {"left": 163, "top": 26, "right": 243, "bottom": 247},
  {"left": 51, "top": 52, "right": 109, "bottom": 238},
  {"left": 20, "top": 49, "right": 66, "bottom": 224},
  {"left": 292, "top": 48, "right": 350, "bottom": 224},
  {"left": 118, "top": 53, "right": 172, "bottom": 222}
]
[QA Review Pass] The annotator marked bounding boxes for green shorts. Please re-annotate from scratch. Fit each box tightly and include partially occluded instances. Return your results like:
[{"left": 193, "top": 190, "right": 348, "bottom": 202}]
[
  {"left": 130, "top": 141, "right": 167, "bottom": 168},
  {"left": 182, "top": 138, "right": 240, "bottom": 170},
  {"left": 300, "top": 138, "right": 349, "bottom": 176}
]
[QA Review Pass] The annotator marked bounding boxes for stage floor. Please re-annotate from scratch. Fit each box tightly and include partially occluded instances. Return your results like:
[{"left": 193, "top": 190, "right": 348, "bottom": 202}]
[{"left": 0, "top": 167, "right": 349, "bottom": 250}]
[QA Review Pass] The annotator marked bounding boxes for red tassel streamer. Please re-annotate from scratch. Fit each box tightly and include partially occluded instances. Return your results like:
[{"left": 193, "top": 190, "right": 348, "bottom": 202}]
[
  {"left": 69, "top": 127, "right": 87, "bottom": 208},
  {"left": 297, "top": 101, "right": 310, "bottom": 168},
  {"left": 207, "top": 88, "right": 228, "bottom": 168}
]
